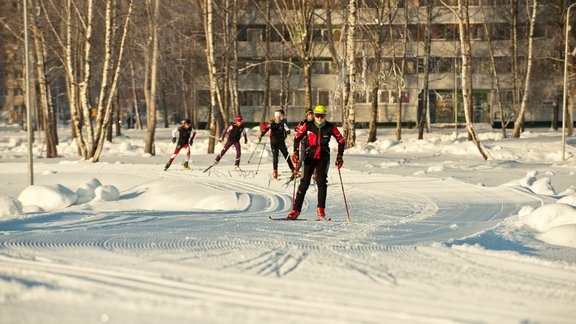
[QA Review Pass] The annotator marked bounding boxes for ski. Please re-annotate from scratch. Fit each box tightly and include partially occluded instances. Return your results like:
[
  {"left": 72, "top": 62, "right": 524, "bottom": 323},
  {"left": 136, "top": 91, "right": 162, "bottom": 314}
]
[
  {"left": 203, "top": 163, "right": 217, "bottom": 173},
  {"left": 269, "top": 216, "right": 307, "bottom": 221}
]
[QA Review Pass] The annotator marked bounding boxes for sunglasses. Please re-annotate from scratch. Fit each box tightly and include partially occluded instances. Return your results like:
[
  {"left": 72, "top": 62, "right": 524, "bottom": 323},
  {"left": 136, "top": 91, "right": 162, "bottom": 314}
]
[{"left": 314, "top": 114, "right": 326, "bottom": 118}]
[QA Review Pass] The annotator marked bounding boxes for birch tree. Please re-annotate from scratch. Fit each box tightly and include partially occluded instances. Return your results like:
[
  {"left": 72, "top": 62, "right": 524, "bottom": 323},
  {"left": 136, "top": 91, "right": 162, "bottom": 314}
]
[
  {"left": 512, "top": 0, "right": 538, "bottom": 138},
  {"left": 144, "top": 0, "right": 160, "bottom": 155},
  {"left": 343, "top": 0, "right": 357, "bottom": 147},
  {"left": 446, "top": 0, "right": 488, "bottom": 159},
  {"left": 203, "top": 0, "right": 219, "bottom": 154}
]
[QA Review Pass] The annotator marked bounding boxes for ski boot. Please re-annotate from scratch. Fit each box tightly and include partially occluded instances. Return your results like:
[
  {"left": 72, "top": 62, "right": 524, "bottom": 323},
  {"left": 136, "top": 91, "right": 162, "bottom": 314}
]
[
  {"left": 287, "top": 210, "right": 300, "bottom": 220},
  {"left": 316, "top": 208, "right": 326, "bottom": 221},
  {"left": 234, "top": 165, "right": 242, "bottom": 172},
  {"left": 183, "top": 161, "right": 190, "bottom": 170},
  {"left": 164, "top": 162, "right": 171, "bottom": 171},
  {"left": 273, "top": 169, "right": 278, "bottom": 179}
]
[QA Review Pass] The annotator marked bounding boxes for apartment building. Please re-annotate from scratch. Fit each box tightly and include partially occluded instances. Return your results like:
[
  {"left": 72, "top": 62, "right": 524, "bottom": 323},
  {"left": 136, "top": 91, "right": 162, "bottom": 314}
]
[{"left": 221, "top": 1, "right": 559, "bottom": 127}]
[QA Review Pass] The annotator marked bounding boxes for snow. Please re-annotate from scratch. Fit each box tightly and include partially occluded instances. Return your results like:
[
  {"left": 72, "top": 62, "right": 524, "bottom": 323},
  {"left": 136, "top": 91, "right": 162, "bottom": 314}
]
[
  {"left": 1, "top": 124, "right": 576, "bottom": 323},
  {"left": 0, "top": 194, "right": 22, "bottom": 219},
  {"left": 17, "top": 184, "right": 77, "bottom": 211}
]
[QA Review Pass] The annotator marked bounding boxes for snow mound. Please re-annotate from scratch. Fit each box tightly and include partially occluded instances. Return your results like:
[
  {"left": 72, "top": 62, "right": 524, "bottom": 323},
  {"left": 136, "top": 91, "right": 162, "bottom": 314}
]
[
  {"left": 530, "top": 177, "right": 556, "bottom": 196},
  {"left": 94, "top": 185, "right": 120, "bottom": 201},
  {"left": 520, "top": 204, "right": 576, "bottom": 232},
  {"left": 133, "top": 181, "right": 249, "bottom": 212},
  {"left": 75, "top": 178, "right": 103, "bottom": 204},
  {"left": 557, "top": 195, "right": 576, "bottom": 207},
  {"left": 520, "top": 203, "right": 576, "bottom": 248},
  {"left": 18, "top": 185, "right": 77, "bottom": 211},
  {"left": 0, "top": 194, "right": 22, "bottom": 219},
  {"left": 537, "top": 225, "right": 576, "bottom": 248}
]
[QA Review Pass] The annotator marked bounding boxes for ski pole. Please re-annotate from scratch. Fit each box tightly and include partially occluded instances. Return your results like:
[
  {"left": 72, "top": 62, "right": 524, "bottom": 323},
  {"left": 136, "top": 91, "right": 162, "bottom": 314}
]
[
  {"left": 255, "top": 139, "right": 267, "bottom": 174},
  {"left": 337, "top": 167, "right": 351, "bottom": 222},
  {"left": 247, "top": 141, "right": 262, "bottom": 164}
]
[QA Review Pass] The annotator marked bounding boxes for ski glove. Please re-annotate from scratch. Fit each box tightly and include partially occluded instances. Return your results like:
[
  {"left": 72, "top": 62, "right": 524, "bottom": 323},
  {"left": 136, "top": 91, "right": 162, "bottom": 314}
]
[
  {"left": 172, "top": 137, "right": 176, "bottom": 143},
  {"left": 257, "top": 136, "right": 262, "bottom": 144},
  {"left": 244, "top": 139, "right": 248, "bottom": 145},
  {"left": 189, "top": 138, "right": 194, "bottom": 145},
  {"left": 335, "top": 156, "right": 343, "bottom": 170},
  {"left": 292, "top": 151, "right": 299, "bottom": 165}
]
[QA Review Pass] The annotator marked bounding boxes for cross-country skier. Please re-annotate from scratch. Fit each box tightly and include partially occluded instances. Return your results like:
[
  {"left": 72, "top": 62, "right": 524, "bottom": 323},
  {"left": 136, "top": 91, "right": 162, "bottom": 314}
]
[
  {"left": 287, "top": 105, "right": 345, "bottom": 220},
  {"left": 212, "top": 115, "right": 248, "bottom": 171},
  {"left": 258, "top": 110, "right": 294, "bottom": 179},
  {"left": 164, "top": 119, "right": 196, "bottom": 171}
]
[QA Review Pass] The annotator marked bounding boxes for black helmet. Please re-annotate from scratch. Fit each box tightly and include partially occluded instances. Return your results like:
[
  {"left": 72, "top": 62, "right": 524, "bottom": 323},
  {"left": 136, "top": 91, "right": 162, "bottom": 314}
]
[{"left": 183, "top": 119, "right": 191, "bottom": 125}]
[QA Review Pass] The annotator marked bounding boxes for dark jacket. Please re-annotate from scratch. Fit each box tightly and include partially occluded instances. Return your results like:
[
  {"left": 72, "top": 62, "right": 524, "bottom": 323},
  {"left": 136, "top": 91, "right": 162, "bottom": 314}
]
[
  {"left": 222, "top": 123, "right": 247, "bottom": 143},
  {"left": 293, "top": 120, "right": 345, "bottom": 160},
  {"left": 260, "top": 120, "right": 290, "bottom": 145},
  {"left": 173, "top": 125, "right": 196, "bottom": 146}
]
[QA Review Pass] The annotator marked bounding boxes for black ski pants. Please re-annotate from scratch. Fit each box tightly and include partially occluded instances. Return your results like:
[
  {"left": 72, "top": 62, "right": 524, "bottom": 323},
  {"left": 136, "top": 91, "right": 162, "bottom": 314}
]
[
  {"left": 272, "top": 142, "right": 294, "bottom": 171},
  {"left": 293, "top": 155, "right": 330, "bottom": 212}
]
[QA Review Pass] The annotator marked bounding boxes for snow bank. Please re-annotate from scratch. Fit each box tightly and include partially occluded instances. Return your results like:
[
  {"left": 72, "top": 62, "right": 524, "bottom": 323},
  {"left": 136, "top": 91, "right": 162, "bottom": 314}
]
[
  {"left": 94, "top": 185, "right": 120, "bottom": 201},
  {"left": 557, "top": 194, "right": 576, "bottom": 207},
  {"left": 75, "top": 178, "right": 103, "bottom": 204},
  {"left": 18, "top": 185, "right": 77, "bottom": 211},
  {"left": 519, "top": 203, "right": 576, "bottom": 248},
  {"left": 133, "top": 181, "right": 249, "bottom": 212},
  {"left": 0, "top": 194, "right": 22, "bottom": 219},
  {"left": 502, "top": 171, "right": 556, "bottom": 195}
]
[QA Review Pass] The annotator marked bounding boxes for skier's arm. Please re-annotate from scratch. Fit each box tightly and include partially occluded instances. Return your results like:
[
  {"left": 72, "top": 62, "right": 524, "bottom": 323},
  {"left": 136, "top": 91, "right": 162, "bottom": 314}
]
[
  {"left": 189, "top": 128, "right": 196, "bottom": 144},
  {"left": 260, "top": 122, "right": 270, "bottom": 137},
  {"left": 220, "top": 125, "right": 231, "bottom": 142},
  {"left": 283, "top": 121, "right": 291, "bottom": 136},
  {"left": 243, "top": 128, "right": 248, "bottom": 144},
  {"left": 171, "top": 127, "right": 179, "bottom": 143},
  {"left": 293, "top": 123, "right": 307, "bottom": 154},
  {"left": 332, "top": 125, "right": 345, "bottom": 158}
]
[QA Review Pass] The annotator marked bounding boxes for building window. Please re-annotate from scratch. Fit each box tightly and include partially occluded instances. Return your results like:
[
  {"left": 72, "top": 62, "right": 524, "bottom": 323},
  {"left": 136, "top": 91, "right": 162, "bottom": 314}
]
[
  {"left": 247, "top": 28, "right": 263, "bottom": 42},
  {"left": 239, "top": 91, "right": 263, "bottom": 107},
  {"left": 318, "top": 90, "right": 330, "bottom": 106},
  {"left": 379, "top": 90, "right": 390, "bottom": 104},
  {"left": 311, "top": 61, "right": 331, "bottom": 74}
]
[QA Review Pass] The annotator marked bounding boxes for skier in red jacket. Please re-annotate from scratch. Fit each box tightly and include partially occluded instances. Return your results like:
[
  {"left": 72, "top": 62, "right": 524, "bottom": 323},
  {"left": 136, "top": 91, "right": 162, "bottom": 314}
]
[{"left": 288, "top": 105, "right": 345, "bottom": 220}]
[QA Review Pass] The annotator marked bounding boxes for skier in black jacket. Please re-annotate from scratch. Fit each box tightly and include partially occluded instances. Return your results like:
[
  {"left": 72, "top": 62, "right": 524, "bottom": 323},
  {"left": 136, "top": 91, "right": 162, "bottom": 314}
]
[
  {"left": 288, "top": 105, "right": 345, "bottom": 220},
  {"left": 164, "top": 119, "right": 196, "bottom": 171},
  {"left": 212, "top": 115, "right": 248, "bottom": 170},
  {"left": 258, "top": 110, "right": 294, "bottom": 178}
]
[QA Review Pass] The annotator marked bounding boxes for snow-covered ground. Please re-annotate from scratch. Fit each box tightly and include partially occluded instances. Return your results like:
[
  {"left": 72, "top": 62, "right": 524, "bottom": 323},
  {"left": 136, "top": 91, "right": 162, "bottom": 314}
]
[{"left": 1, "top": 123, "right": 576, "bottom": 323}]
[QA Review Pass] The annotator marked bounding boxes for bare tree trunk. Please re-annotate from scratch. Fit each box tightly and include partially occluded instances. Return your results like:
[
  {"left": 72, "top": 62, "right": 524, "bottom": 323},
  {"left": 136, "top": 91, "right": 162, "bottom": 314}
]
[
  {"left": 204, "top": 0, "right": 218, "bottom": 154},
  {"left": 512, "top": 0, "right": 538, "bottom": 138},
  {"left": 31, "top": 0, "right": 57, "bottom": 157},
  {"left": 510, "top": 0, "right": 520, "bottom": 128},
  {"left": 230, "top": 0, "right": 240, "bottom": 117},
  {"left": 130, "top": 62, "right": 142, "bottom": 129},
  {"left": 457, "top": 0, "right": 488, "bottom": 160},
  {"left": 79, "top": 0, "right": 95, "bottom": 158},
  {"left": 65, "top": 0, "right": 87, "bottom": 158},
  {"left": 419, "top": 0, "right": 432, "bottom": 140},
  {"left": 144, "top": 0, "right": 160, "bottom": 155},
  {"left": 260, "top": 0, "right": 271, "bottom": 127},
  {"left": 114, "top": 89, "right": 121, "bottom": 136},
  {"left": 344, "top": 0, "right": 357, "bottom": 148},
  {"left": 93, "top": 0, "right": 133, "bottom": 161},
  {"left": 480, "top": 0, "right": 507, "bottom": 138}
]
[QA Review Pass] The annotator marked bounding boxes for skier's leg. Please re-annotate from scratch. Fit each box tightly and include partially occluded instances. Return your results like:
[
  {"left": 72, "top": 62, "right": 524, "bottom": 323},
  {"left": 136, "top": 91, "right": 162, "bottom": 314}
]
[
  {"left": 168, "top": 146, "right": 182, "bottom": 164},
  {"left": 272, "top": 144, "right": 279, "bottom": 171},
  {"left": 293, "top": 157, "right": 318, "bottom": 212},
  {"left": 279, "top": 143, "right": 294, "bottom": 170},
  {"left": 215, "top": 141, "right": 233, "bottom": 162},
  {"left": 233, "top": 141, "right": 241, "bottom": 166},
  {"left": 315, "top": 157, "right": 330, "bottom": 209},
  {"left": 183, "top": 144, "right": 190, "bottom": 168}
]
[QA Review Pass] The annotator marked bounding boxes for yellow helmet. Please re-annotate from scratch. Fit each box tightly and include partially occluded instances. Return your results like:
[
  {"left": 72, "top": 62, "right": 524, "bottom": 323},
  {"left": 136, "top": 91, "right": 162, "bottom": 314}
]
[{"left": 314, "top": 105, "right": 328, "bottom": 114}]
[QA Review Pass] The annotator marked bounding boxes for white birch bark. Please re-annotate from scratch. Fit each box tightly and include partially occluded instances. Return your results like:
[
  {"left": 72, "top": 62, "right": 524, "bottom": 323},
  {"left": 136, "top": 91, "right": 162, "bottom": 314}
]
[
  {"left": 344, "top": 0, "right": 357, "bottom": 148},
  {"left": 145, "top": 0, "right": 160, "bottom": 155},
  {"left": 512, "top": 0, "right": 538, "bottom": 138},
  {"left": 456, "top": 0, "right": 488, "bottom": 159},
  {"left": 79, "top": 0, "right": 95, "bottom": 158}
]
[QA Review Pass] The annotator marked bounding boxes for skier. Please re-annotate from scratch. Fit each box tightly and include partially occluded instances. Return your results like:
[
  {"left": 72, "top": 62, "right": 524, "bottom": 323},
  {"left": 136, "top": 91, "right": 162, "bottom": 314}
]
[
  {"left": 212, "top": 115, "right": 248, "bottom": 171},
  {"left": 164, "top": 119, "right": 196, "bottom": 171},
  {"left": 287, "top": 105, "right": 345, "bottom": 220},
  {"left": 258, "top": 110, "right": 294, "bottom": 179},
  {"left": 294, "top": 108, "right": 314, "bottom": 179}
]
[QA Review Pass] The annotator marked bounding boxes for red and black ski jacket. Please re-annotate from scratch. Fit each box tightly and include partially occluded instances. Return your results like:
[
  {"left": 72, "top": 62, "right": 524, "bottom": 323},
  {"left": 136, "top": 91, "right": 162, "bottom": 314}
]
[{"left": 293, "top": 120, "right": 345, "bottom": 160}]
